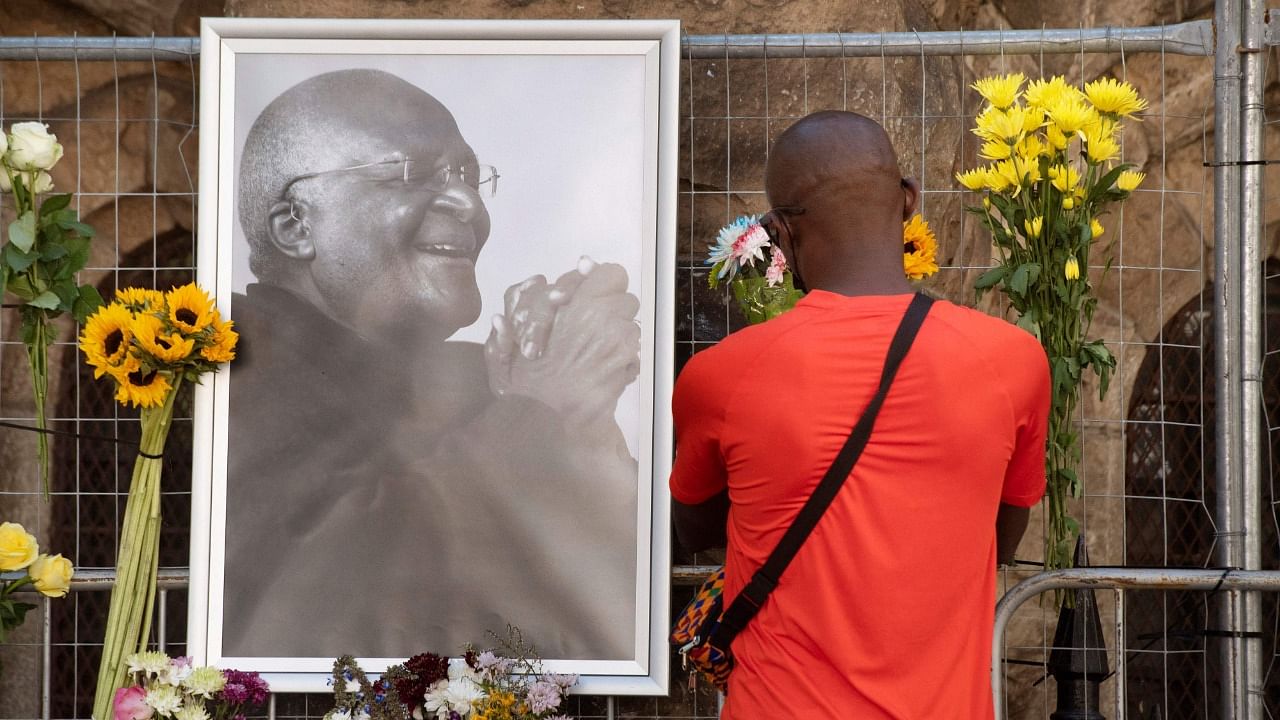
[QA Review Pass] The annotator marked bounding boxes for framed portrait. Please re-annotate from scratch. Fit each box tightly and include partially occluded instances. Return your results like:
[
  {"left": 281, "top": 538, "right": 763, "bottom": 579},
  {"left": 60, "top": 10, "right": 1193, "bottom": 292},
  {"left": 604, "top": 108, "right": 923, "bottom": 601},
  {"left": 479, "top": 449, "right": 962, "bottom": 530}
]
[{"left": 188, "top": 17, "right": 678, "bottom": 695}]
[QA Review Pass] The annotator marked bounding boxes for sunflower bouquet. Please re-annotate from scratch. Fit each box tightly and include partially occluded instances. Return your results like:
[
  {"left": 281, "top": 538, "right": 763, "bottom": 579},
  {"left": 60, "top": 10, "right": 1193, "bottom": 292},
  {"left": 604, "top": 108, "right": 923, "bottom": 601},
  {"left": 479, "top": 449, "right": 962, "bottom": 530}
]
[
  {"left": 956, "top": 73, "right": 1146, "bottom": 571},
  {"left": 707, "top": 213, "right": 938, "bottom": 325},
  {"left": 80, "top": 284, "right": 237, "bottom": 720}
]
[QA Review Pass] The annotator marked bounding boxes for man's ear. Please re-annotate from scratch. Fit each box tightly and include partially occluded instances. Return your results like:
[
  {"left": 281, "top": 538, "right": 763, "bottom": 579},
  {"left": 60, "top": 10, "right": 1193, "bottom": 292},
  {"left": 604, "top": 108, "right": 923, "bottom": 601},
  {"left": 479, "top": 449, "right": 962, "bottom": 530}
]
[
  {"left": 900, "top": 177, "right": 921, "bottom": 220},
  {"left": 267, "top": 200, "right": 316, "bottom": 261}
]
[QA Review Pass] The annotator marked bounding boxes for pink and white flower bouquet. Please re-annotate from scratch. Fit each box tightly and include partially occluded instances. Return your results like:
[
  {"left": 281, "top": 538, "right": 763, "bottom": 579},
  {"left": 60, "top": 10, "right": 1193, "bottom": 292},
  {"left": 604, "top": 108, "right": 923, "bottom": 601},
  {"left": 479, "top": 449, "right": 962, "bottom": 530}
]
[{"left": 110, "top": 651, "right": 268, "bottom": 720}]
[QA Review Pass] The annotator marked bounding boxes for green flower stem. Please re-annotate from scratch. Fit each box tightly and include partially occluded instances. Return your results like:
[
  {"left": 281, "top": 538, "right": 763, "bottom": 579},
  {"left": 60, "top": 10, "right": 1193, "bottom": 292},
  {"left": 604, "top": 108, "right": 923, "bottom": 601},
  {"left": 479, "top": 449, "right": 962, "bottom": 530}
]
[
  {"left": 25, "top": 314, "right": 51, "bottom": 497},
  {"left": 91, "top": 377, "right": 181, "bottom": 720}
]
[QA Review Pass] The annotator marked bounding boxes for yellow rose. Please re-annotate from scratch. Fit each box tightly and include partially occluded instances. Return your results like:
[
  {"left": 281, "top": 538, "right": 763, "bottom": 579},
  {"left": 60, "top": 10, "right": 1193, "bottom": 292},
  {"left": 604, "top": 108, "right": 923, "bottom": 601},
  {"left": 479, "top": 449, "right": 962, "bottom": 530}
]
[
  {"left": 0, "top": 522, "right": 39, "bottom": 571},
  {"left": 29, "top": 553, "right": 73, "bottom": 598}
]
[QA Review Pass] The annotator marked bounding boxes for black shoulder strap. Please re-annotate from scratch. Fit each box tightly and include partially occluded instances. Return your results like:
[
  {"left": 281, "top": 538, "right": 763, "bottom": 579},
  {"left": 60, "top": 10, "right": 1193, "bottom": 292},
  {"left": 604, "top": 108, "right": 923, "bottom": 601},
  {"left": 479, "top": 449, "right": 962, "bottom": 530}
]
[{"left": 709, "top": 292, "right": 935, "bottom": 651}]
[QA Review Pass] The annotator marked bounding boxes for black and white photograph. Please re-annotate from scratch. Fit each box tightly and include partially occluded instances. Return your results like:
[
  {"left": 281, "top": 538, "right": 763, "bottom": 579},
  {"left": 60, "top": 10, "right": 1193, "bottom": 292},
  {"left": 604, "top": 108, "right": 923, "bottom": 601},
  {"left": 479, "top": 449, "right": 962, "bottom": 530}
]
[{"left": 189, "top": 19, "right": 678, "bottom": 694}]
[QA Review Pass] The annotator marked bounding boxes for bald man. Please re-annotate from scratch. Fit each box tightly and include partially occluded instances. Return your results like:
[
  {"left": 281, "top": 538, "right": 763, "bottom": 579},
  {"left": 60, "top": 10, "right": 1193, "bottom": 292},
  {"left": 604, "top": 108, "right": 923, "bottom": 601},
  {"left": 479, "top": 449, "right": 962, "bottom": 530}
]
[
  {"left": 224, "top": 69, "right": 639, "bottom": 661},
  {"left": 669, "top": 111, "right": 1050, "bottom": 718}
]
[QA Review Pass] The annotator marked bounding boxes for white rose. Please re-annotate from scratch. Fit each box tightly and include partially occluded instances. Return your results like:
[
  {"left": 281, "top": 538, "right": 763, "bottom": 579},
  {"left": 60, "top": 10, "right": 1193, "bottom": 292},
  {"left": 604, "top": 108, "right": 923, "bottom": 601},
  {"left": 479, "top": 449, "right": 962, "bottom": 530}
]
[
  {"left": 7, "top": 122, "right": 63, "bottom": 171},
  {"left": 0, "top": 170, "right": 11, "bottom": 193},
  {"left": 0, "top": 129, "right": 7, "bottom": 159},
  {"left": 29, "top": 171, "right": 53, "bottom": 194}
]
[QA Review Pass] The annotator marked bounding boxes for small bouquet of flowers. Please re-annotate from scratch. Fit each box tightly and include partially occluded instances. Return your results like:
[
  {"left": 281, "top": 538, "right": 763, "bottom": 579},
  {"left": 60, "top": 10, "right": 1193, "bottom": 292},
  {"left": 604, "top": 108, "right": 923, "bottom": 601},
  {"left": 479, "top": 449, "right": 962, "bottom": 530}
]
[
  {"left": 0, "top": 521, "right": 73, "bottom": 655},
  {"left": 956, "top": 73, "right": 1144, "bottom": 571},
  {"left": 0, "top": 121, "right": 102, "bottom": 496},
  {"left": 326, "top": 632, "right": 578, "bottom": 720},
  {"left": 81, "top": 284, "right": 238, "bottom": 720},
  {"left": 707, "top": 213, "right": 939, "bottom": 324},
  {"left": 111, "top": 651, "right": 269, "bottom": 720}
]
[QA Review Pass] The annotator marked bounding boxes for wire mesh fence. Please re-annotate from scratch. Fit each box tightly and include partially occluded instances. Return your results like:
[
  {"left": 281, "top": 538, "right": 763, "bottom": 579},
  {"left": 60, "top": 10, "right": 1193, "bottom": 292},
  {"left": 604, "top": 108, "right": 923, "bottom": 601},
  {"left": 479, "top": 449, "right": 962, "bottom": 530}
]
[{"left": 0, "top": 20, "right": 1275, "bottom": 719}]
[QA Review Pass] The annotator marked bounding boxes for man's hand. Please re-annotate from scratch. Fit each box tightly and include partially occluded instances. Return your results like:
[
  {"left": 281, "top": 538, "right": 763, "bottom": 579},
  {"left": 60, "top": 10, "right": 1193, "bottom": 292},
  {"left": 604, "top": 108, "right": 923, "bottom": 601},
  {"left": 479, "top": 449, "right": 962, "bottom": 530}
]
[{"left": 485, "top": 259, "right": 641, "bottom": 433}]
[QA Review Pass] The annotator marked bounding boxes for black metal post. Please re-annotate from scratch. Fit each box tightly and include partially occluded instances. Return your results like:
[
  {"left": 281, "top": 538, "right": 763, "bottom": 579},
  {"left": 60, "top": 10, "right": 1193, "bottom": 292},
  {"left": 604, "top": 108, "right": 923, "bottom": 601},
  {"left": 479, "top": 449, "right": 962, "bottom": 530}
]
[{"left": 1048, "top": 537, "right": 1110, "bottom": 720}]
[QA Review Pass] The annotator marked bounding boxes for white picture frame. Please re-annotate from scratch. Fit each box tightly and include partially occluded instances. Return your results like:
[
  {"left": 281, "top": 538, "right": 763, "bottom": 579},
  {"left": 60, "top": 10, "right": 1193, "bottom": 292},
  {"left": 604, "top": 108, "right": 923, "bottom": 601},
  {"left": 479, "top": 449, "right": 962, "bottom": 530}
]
[{"left": 189, "top": 17, "right": 678, "bottom": 696}]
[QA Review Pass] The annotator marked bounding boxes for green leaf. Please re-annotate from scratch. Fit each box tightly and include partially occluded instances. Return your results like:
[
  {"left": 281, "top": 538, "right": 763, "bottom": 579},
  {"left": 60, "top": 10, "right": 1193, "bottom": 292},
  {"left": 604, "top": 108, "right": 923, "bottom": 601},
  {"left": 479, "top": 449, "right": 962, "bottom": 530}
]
[
  {"left": 3, "top": 243, "right": 39, "bottom": 273},
  {"left": 40, "top": 242, "right": 68, "bottom": 262},
  {"left": 974, "top": 266, "right": 1007, "bottom": 290},
  {"left": 38, "top": 193, "right": 72, "bottom": 217},
  {"left": 6, "top": 274, "right": 35, "bottom": 300},
  {"left": 75, "top": 284, "right": 104, "bottom": 318},
  {"left": 1009, "top": 262, "right": 1042, "bottom": 296},
  {"left": 29, "top": 291, "right": 61, "bottom": 310},
  {"left": 52, "top": 280, "right": 79, "bottom": 312},
  {"left": 1015, "top": 311, "right": 1041, "bottom": 340},
  {"left": 1089, "top": 163, "right": 1131, "bottom": 202},
  {"left": 64, "top": 221, "right": 95, "bottom": 238},
  {"left": 8, "top": 211, "right": 37, "bottom": 252}
]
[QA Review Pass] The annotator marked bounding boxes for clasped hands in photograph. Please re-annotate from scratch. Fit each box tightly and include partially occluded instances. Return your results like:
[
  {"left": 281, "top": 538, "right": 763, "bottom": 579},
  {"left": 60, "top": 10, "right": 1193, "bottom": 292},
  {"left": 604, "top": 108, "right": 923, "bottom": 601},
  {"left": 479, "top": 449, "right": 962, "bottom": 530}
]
[{"left": 485, "top": 256, "right": 642, "bottom": 432}]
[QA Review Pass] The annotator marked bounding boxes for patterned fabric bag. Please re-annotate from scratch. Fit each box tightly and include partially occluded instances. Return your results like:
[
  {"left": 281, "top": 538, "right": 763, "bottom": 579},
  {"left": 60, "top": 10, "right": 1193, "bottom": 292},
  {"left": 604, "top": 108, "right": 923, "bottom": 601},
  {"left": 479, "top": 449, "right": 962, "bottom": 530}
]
[{"left": 670, "top": 566, "right": 732, "bottom": 690}]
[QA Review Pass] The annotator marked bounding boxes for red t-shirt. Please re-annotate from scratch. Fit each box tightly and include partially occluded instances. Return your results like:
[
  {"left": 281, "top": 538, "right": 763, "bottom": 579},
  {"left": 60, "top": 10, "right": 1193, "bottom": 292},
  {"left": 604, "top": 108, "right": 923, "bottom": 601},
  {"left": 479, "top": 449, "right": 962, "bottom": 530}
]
[{"left": 670, "top": 291, "right": 1049, "bottom": 719}]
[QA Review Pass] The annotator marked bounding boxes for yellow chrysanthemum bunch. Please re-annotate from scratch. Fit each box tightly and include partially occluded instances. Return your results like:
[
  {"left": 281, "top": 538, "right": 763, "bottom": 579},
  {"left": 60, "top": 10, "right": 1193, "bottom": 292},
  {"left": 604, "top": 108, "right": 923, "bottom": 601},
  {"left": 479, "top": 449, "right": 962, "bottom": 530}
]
[
  {"left": 958, "top": 73, "right": 1148, "bottom": 575},
  {"left": 80, "top": 283, "right": 237, "bottom": 408}
]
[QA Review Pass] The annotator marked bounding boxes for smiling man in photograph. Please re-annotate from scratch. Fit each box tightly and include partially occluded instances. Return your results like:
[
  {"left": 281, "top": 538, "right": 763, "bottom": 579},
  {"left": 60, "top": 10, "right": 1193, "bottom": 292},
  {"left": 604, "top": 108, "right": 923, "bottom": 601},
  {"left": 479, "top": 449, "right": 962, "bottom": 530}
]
[{"left": 224, "top": 68, "right": 641, "bottom": 660}]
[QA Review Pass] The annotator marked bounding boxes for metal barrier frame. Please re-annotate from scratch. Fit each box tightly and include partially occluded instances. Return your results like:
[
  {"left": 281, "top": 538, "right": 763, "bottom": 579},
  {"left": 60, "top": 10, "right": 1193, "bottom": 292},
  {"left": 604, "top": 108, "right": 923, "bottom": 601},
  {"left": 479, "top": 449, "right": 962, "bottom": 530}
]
[{"left": 1, "top": 6, "right": 1276, "bottom": 718}]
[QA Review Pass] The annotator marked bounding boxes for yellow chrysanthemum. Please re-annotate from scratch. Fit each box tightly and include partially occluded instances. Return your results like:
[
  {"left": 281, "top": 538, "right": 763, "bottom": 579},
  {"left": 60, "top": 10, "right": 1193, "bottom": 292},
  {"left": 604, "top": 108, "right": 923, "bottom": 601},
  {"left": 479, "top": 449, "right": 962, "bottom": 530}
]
[
  {"left": 1084, "top": 77, "right": 1148, "bottom": 117},
  {"left": 1063, "top": 196, "right": 1076, "bottom": 210},
  {"left": 1025, "top": 76, "right": 1085, "bottom": 111},
  {"left": 114, "top": 367, "right": 172, "bottom": 409},
  {"left": 1024, "top": 216, "right": 1043, "bottom": 239},
  {"left": 973, "top": 106, "right": 1028, "bottom": 143},
  {"left": 1084, "top": 125, "right": 1120, "bottom": 164},
  {"left": 955, "top": 167, "right": 989, "bottom": 191},
  {"left": 1048, "top": 164, "right": 1081, "bottom": 194},
  {"left": 1090, "top": 218, "right": 1105, "bottom": 239},
  {"left": 1016, "top": 134, "right": 1048, "bottom": 160},
  {"left": 116, "top": 287, "right": 164, "bottom": 313},
  {"left": 971, "top": 73, "right": 1025, "bottom": 109},
  {"left": 1065, "top": 255, "right": 1081, "bottom": 280},
  {"left": 1014, "top": 153, "right": 1042, "bottom": 185},
  {"left": 979, "top": 139, "right": 1013, "bottom": 161},
  {"left": 902, "top": 214, "right": 939, "bottom": 281},
  {"left": 1046, "top": 124, "right": 1071, "bottom": 151},
  {"left": 1117, "top": 170, "right": 1146, "bottom": 192},
  {"left": 199, "top": 316, "right": 238, "bottom": 364},
  {"left": 133, "top": 314, "right": 195, "bottom": 364},
  {"left": 989, "top": 159, "right": 1022, "bottom": 194},
  {"left": 166, "top": 284, "right": 216, "bottom": 334},
  {"left": 1048, "top": 98, "right": 1098, "bottom": 138},
  {"left": 80, "top": 304, "right": 135, "bottom": 379},
  {"left": 1020, "top": 106, "right": 1047, "bottom": 135}
]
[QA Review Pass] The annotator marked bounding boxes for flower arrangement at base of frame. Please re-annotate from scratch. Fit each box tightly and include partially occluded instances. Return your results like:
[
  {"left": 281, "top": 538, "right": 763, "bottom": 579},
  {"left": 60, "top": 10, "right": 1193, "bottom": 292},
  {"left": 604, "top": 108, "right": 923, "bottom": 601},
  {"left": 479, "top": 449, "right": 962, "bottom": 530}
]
[
  {"left": 707, "top": 212, "right": 939, "bottom": 323},
  {"left": 79, "top": 285, "right": 238, "bottom": 720},
  {"left": 324, "top": 629, "right": 579, "bottom": 720},
  {"left": 111, "top": 651, "right": 269, "bottom": 720},
  {"left": 956, "top": 73, "right": 1147, "bottom": 572}
]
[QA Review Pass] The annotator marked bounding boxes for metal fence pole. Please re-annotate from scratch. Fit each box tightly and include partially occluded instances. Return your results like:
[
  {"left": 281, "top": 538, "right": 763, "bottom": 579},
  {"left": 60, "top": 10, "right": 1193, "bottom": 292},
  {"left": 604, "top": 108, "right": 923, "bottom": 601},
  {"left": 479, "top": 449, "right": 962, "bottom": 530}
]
[
  {"left": 1212, "top": 1, "right": 1248, "bottom": 717},
  {"left": 1237, "top": 1, "right": 1268, "bottom": 717}
]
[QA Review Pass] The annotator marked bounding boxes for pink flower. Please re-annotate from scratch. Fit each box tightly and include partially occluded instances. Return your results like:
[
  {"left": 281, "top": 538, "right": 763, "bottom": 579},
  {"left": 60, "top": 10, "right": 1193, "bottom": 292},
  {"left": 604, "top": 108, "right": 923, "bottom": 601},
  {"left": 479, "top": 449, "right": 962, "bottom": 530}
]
[
  {"left": 765, "top": 246, "right": 787, "bottom": 287},
  {"left": 113, "top": 686, "right": 153, "bottom": 720}
]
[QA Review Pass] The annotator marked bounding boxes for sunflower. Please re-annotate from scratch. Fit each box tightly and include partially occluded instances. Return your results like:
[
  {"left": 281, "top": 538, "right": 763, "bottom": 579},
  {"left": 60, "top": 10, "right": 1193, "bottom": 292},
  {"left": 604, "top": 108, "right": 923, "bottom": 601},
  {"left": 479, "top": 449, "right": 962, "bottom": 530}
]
[
  {"left": 199, "top": 315, "right": 238, "bottom": 364},
  {"left": 116, "top": 287, "right": 164, "bottom": 313},
  {"left": 165, "top": 284, "right": 216, "bottom": 334},
  {"left": 971, "top": 73, "right": 1024, "bottom": 110},
  {"left": 114, "top": 367, "right": 172, "bottom": 409},
  {"left": 132, "top": 314, "right": 195, "bottom": 364},
  {"left": 1083, "top": 78, "right": 1148, "bottom": 118},
  {"left": 80, "top": 304, "right": 135, "bottom": 378},
  {"left": 902, "top": 214, "right": 939, "bottom": 281}
]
